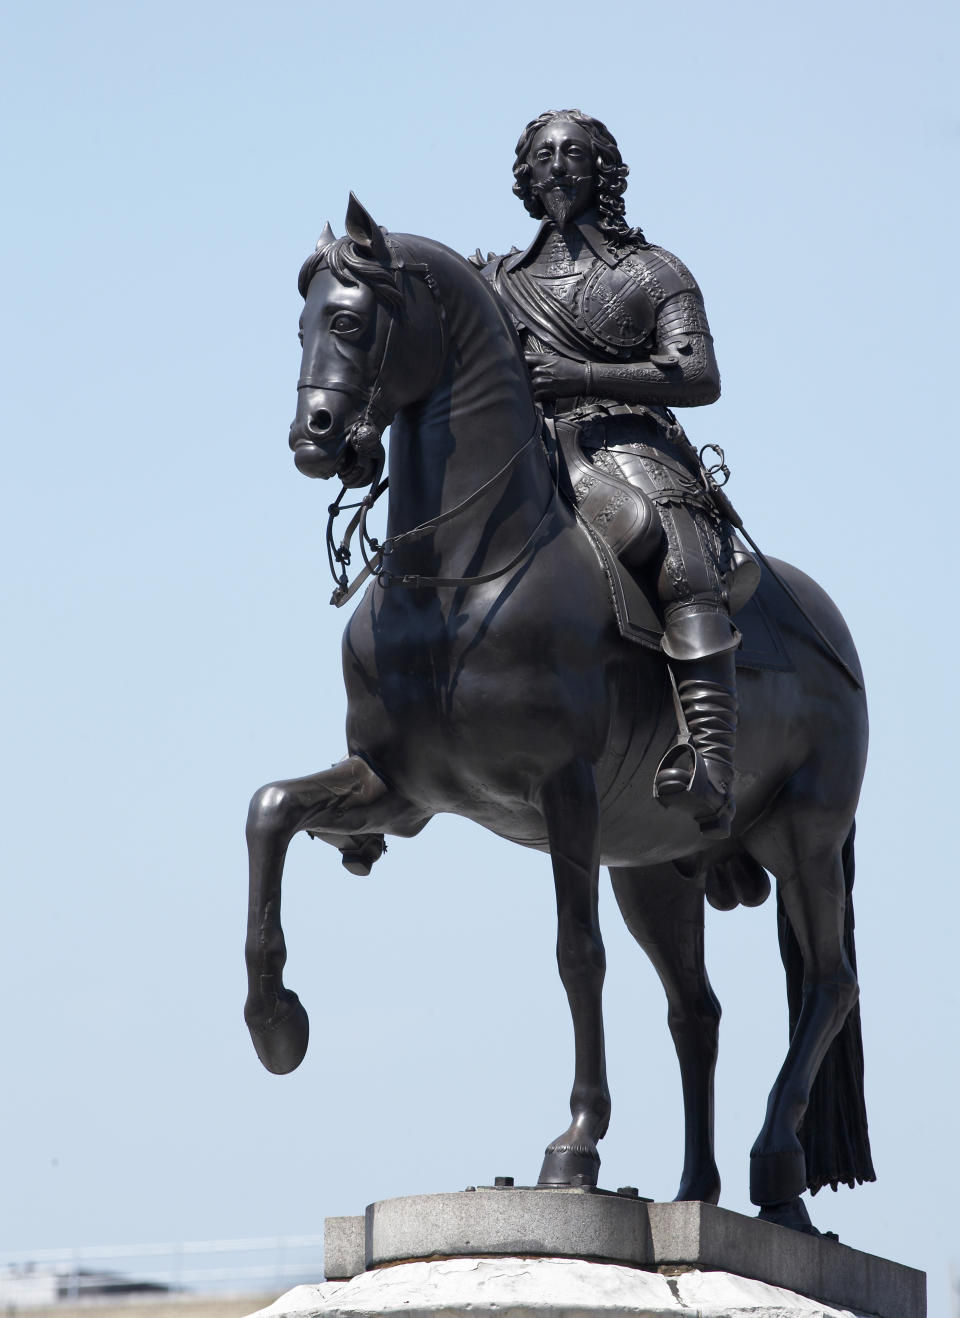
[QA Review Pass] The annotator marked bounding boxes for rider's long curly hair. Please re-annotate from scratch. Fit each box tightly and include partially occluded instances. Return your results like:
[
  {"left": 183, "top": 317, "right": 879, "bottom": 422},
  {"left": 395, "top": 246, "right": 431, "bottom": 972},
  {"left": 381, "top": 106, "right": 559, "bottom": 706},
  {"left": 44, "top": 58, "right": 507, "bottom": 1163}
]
[{"left": 512, "top": 110, "right": 646, "bottom": 244}]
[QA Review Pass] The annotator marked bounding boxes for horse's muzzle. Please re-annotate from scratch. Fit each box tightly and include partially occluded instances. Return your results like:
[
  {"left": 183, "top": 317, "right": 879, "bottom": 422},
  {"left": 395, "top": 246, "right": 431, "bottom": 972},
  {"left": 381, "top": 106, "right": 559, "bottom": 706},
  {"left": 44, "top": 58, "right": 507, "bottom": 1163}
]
[
  {"left": 290, "top": 385, "right": 360, "bottom": 480},
  {"left": 289, "top": 432, "right": 340, "bottom": 479},
  {"left": 288, "top": 428, "right": 381, "bottom": 488}
]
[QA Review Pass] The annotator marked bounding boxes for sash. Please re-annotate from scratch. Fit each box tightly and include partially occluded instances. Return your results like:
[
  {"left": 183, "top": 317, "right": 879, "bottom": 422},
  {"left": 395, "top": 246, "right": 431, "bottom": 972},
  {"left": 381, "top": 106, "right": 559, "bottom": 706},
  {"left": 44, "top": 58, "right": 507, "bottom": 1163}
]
[{"left": 492, "top": 261, "right": 622, "bottom": 361}]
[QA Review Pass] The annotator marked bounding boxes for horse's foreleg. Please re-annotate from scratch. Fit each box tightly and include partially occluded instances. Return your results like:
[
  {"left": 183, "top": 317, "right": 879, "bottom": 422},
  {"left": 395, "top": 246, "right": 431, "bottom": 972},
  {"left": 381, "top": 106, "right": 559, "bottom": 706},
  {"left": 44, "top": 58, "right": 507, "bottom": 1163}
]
[
  {"left": 244, "top": 754, "right": 425, "bottom": 1075},
  {"left": 610, "top": 863, "right": 721, "bottom": 1204},
  {"left": 537, "top": 758, "right": 608, "bottom": 1188},
  {"left": 747, "top": 843, "right": 858, "bottom": 1214}
]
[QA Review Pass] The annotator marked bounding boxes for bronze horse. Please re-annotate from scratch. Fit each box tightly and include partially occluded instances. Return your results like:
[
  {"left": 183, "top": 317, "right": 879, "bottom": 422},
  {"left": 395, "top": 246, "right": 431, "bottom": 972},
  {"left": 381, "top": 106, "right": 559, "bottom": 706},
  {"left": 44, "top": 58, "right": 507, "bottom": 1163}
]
[{"left": 244, "top": 196, "right": 874, "bottom": 1233}]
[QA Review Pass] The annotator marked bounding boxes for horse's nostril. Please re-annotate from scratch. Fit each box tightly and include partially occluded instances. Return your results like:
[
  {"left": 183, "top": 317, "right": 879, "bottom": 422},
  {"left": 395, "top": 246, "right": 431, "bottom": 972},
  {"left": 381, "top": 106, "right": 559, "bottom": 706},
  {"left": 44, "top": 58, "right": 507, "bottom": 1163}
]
[{"left": 309, "top": 408, "right": 333, "bottom": 435}]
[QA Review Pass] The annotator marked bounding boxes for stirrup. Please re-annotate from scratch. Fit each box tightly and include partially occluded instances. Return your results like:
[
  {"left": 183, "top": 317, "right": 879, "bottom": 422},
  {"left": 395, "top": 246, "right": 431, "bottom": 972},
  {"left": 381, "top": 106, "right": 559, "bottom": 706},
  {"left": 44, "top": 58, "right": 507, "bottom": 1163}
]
[{"left": 654, "top": 742, "right": 734, "bottom": 837}]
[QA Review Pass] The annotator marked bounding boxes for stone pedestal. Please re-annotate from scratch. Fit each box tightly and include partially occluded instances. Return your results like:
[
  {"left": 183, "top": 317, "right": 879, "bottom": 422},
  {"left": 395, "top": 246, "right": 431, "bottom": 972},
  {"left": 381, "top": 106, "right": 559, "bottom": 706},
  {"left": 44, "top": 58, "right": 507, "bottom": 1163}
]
[{"left": 248, "top": 1187, "right": 925, "bottom": 1318}]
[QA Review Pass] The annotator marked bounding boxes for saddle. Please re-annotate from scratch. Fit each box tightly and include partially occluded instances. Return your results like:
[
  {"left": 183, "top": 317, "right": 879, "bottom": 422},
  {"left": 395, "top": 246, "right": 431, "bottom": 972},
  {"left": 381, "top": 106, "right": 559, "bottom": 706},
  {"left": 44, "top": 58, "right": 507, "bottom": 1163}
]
[{"left": 552, "top": 417, "right": 793, "bottom": 674}]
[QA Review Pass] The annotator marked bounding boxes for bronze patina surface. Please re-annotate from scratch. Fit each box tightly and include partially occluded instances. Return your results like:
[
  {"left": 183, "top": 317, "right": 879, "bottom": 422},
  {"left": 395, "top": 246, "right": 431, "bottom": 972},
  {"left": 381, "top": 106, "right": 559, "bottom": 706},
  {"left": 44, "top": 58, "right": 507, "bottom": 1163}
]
[{"left": 245, "top": 115, "right": 873, "bottom": 1238}]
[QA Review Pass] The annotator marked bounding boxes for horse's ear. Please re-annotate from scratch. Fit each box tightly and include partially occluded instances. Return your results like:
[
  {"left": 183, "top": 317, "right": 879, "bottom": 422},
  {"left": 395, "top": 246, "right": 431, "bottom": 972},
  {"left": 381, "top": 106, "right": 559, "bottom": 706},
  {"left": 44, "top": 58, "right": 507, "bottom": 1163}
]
[
  {"left": 345, "top": 192, "right": 393, "bottom": 265},
  {"left": 315, "top": 221, "right": 336, "bottom": 253}
]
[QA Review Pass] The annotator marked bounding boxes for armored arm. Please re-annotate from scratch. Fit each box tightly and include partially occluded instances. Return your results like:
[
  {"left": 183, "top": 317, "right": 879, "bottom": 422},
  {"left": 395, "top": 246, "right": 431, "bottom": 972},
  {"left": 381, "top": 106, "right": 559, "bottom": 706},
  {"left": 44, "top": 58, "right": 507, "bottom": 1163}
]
[
  {"left": 590, "top": 270, "right": 720, "bottom": 408},
  {"left": 585, "top": 243, "right": 717, "bottom": 403}
]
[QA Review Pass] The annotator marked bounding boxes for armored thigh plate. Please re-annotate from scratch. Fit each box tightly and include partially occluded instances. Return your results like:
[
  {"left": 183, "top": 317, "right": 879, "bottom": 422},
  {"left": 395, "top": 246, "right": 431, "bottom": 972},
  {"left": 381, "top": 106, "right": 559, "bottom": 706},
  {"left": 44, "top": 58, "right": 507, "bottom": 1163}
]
[{"left": 555, "top": 419, "right": 663, "bottom": 568}]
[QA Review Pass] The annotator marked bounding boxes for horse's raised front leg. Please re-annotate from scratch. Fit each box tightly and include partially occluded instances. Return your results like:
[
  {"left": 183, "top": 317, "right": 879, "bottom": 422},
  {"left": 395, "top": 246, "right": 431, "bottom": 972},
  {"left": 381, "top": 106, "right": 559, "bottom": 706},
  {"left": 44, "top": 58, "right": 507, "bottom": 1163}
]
[
  {"left": 610, "top": 862, "right": 721, "bottom": 1204},
  {"left": 537, "top": 758, "right": 609, "bottom": 1188},
  {"left": 244, "top": 754, "right": 426, "bottom": 1075},
  {"left": 747, "top": 840, "right": 857, "bottom": 1228}
]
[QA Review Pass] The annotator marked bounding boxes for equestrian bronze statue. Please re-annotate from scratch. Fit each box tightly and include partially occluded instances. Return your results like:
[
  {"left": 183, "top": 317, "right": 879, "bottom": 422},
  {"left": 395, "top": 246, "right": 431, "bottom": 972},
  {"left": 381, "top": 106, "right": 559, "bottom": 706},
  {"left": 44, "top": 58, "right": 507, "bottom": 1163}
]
[{"left": 244, "top": 111, "right": 874, "bottom": 1237}]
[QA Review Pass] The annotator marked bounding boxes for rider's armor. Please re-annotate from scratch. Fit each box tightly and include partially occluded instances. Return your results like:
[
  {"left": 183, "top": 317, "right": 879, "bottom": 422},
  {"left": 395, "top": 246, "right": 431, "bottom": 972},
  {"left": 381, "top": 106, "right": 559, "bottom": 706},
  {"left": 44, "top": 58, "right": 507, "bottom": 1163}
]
[{"left": 475, "top": 219, "right": 750, "bottom": 835}]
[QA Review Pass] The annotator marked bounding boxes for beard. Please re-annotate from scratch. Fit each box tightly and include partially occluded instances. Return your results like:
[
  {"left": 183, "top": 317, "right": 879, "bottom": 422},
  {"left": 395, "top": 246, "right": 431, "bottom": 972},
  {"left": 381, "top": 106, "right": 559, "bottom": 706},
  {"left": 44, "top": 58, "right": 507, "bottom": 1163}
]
[
  {"left": 533, "top": 175, "right": 593, "bottom": 227},
  {"left": 541, "top": 185, "right": 577, "bottom": 226}
]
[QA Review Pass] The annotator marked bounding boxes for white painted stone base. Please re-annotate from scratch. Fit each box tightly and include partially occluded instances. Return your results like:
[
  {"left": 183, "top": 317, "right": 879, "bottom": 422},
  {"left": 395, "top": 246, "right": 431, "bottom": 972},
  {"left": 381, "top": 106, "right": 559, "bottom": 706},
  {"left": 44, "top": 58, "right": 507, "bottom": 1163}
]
[{"left": 246, "top": 1256, "right": 873, "bottom": 1318}]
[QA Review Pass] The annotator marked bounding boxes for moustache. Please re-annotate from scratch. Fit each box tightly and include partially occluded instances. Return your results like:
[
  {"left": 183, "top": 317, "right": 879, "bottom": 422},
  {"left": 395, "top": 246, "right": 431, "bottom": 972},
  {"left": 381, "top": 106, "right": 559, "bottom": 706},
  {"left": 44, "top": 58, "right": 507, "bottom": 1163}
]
[{"left": 531, "top": 179, "right": 579, "bottom": 194}]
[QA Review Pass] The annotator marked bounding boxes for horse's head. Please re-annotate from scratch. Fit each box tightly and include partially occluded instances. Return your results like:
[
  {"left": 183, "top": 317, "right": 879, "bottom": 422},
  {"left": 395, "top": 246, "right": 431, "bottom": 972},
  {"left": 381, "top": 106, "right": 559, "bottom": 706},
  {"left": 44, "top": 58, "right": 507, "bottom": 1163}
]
[{"left": 289, "top": 194, "right": 445, "bottom": 488}]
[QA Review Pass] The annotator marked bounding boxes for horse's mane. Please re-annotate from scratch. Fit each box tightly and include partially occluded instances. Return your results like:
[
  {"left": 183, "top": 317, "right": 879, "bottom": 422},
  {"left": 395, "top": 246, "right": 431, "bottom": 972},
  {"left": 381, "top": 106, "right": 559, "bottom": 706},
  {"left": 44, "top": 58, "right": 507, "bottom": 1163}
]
[
  {"left": 298, "top": 227, "right": 535, "bottom": 425},
  {"left": 297, "top": 236, "right": 404, "bottom": 309}
]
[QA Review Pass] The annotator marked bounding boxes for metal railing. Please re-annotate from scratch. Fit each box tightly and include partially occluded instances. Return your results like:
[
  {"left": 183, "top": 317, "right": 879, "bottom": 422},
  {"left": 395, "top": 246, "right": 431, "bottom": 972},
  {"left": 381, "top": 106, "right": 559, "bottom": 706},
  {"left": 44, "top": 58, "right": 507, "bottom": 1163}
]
[{"left": 0, "top": 1236, "right": 326, "bottom": 1304}]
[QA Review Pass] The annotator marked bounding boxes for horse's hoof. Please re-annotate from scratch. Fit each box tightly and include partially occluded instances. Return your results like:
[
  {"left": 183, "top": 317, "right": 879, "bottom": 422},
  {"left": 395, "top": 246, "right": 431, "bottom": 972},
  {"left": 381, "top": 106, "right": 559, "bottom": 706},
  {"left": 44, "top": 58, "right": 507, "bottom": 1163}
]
[
  {"left": 750, "top": 1143, "right": 806, "bottom": 1205},
  {"left": 674, "top": 1168, "right": 721, "bottom": 1205},
  {"left": 245, "top": 980, "right": 310, "bottom": 1075},
  {"left": 305, "top": 830, "right": 387, "bottom": 876},
  {"left": 538, "top": 1139, "right": 600, "bottom": 1188},
  {"left": 340, "top": 834, "right": 386, "bottom": 876},
  {"left": 758, "top": 1195, "right": 836, "bottom": 1240}
]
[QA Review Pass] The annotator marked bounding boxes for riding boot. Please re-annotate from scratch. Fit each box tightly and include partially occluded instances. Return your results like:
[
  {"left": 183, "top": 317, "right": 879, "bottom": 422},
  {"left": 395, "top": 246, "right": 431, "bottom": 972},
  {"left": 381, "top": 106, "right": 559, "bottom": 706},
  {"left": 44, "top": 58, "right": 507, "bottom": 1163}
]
[{"left": 654, "top": 651, "right": 739, "bottom": 838}]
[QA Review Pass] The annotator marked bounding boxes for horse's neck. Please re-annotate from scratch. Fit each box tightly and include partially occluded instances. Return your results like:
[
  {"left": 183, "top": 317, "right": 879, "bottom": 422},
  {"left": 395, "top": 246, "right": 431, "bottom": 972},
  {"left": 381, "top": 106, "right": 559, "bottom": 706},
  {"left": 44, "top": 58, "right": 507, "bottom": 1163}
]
[{"left": 386, "top": 239, "right": 545, "bottom": 554}]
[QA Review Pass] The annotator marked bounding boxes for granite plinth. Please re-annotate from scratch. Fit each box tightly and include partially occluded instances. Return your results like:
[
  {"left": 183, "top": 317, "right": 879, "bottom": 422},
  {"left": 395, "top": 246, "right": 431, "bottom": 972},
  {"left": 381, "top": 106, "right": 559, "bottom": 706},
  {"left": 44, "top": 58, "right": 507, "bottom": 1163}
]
[
  {"left": 248, "top": 1257, "right": 875, "bottom": 1317},
  {"left": 324, "top": 1217, "right": 364, "bottom": 1284},
  {"left": 321, "top": 1189, "right": 924, "bottom": 1318}
]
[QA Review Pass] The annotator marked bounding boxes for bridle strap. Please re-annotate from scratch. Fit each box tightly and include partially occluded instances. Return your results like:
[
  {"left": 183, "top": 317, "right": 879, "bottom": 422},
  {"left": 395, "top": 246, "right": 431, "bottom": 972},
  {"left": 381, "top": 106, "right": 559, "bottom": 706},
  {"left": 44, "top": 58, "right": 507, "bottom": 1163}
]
[
  {"left": 297, "top": 379, "right": 369, "bottom": 397},
  {"left": 327, "top": 415, "right": 556, "bottom": 606},
  {"left": 377, "top": 422, "right": 544, "bottom": 557},
  {"left": 374, "top": 478, "right": 557, "bottom": 592},
  {"left": 325, "top": 466, "right": 388, "bottom": 606}
]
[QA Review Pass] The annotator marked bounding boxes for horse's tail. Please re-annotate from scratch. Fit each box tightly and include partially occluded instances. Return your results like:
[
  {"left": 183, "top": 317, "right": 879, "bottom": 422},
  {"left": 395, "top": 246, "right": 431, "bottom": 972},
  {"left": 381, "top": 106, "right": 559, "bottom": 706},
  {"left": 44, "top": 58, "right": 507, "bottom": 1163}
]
[{"left": 777, "top": 821, "right": 877, "bottom": 1194}]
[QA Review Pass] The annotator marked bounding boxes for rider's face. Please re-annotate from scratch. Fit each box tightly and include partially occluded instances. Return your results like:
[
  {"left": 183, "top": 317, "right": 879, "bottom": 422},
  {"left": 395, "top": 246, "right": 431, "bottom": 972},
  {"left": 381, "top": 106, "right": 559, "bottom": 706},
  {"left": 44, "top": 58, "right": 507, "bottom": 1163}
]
[{"left": 527, "top": 119, "right": 596, "bottom": 226}]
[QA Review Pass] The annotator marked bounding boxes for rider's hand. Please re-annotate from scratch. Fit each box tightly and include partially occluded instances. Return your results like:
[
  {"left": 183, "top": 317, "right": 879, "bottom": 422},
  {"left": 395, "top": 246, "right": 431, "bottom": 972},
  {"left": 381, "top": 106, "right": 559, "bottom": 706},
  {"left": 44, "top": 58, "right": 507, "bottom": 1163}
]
[{"left": 524, "top": 353, "right": 589, "bottom": 400}]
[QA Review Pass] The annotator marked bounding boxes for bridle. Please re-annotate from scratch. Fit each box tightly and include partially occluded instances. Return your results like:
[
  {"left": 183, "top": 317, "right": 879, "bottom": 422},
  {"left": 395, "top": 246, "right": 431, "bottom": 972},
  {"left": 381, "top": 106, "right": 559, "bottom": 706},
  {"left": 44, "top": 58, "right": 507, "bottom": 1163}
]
[
  {"left": 315, "top": 250, "right": 558, "bottom": 608},
  {"left": 299, "top": 247, "right": 442, "bottom": 460},
  {"left": 326, "top": 418, "right": 557, "bottom": 606}
]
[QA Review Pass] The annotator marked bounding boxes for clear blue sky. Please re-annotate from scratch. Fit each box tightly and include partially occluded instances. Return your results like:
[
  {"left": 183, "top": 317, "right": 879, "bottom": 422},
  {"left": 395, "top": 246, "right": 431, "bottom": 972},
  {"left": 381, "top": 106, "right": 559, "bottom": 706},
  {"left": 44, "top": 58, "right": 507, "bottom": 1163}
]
[{"left": 2, "top": 1, "right": 958, "bottom": 1314}]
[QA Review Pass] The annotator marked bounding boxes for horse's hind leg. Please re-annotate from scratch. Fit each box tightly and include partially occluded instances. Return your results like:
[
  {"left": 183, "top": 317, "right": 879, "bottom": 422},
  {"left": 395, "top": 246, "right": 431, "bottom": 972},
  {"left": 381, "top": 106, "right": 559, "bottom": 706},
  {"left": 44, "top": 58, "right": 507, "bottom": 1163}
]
[
  {"left": 610, "top": 863, "right": 721, "bottom": 1204},
  {"left": 244, "top": 754, "right": 426, "bottom": 1076},
  {"left": 538, "top": 758, "right": 609, "bottom": 1188},
  {"left": 746, "top": 834, "right": 858, "bottom": 1227}
]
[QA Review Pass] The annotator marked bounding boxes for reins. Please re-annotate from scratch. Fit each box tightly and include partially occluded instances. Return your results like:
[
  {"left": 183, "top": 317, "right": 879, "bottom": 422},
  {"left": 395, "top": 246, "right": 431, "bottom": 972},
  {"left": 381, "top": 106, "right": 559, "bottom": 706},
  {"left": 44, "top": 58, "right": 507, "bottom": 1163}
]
[
  {"left": 326, "top": 417, "right": 557, "bottom": 607},
  {"left": 317, "top": 243, "right": 557, "bottom": 607}
]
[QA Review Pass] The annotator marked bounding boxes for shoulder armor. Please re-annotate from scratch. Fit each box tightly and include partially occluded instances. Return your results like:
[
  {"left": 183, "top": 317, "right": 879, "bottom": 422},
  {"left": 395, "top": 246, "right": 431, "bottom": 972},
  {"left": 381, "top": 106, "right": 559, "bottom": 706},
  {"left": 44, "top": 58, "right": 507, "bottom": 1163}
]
[
  {"left": 638, "top": 246, "right": 702, "bottom": 300},
  {"left": 468, "top": 246, "right": 519, "bottom": 281},
  {"left": 468, "top": 247, "right": 500, "bottom": 273},
  {"left": 579, "top": 241, "right": 712, "bottom": 354},
  {"left": 658, "top": 290, "right": 712, "bottom": 341}
]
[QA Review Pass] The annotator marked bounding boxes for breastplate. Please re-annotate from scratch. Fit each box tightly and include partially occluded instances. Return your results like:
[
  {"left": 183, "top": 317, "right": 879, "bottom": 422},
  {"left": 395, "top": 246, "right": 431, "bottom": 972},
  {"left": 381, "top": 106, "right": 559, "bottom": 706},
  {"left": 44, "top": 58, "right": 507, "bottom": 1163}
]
[
  {"left": 528, "top": 227, "right": 594, "bottom": 313},
  {"left": 579, "top": 254, "right": 659, "bottom": 350},
  {"left": 522, "top": 228, "right": 659, "bottom": 355}
]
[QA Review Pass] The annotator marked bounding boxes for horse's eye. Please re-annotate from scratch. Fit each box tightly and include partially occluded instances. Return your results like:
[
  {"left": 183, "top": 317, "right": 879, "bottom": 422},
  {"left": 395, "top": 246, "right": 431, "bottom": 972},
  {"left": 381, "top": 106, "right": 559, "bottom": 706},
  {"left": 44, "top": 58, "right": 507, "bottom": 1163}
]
[{"left": 331, "top": 312, "right": 361, "bottom": 334}]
